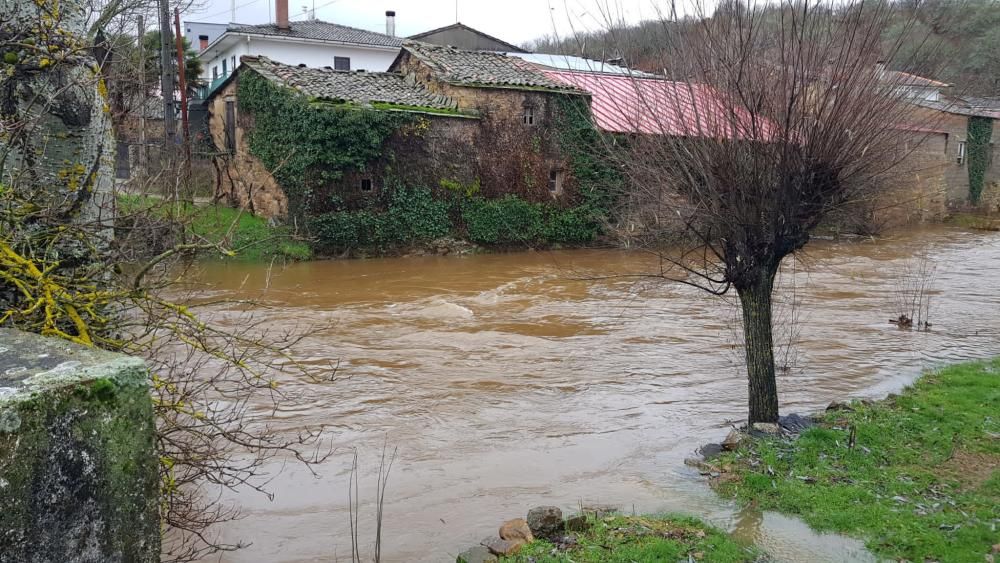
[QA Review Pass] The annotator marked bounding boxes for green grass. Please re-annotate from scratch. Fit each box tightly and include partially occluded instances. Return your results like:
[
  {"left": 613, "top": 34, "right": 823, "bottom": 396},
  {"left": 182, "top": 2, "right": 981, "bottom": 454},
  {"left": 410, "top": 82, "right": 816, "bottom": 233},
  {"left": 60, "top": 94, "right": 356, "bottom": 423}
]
[
  {"left": 501, "top": 515, "right": 758, "bottom": 563},
  {"left": 947, "top": 212, "right": 1000, "bottom": 231},
  {"left": 714, "top": 359, "right": 1000, "bottom": 563},
  {"left": 118, "top": 195, "right": 312, "bottom": 262}
]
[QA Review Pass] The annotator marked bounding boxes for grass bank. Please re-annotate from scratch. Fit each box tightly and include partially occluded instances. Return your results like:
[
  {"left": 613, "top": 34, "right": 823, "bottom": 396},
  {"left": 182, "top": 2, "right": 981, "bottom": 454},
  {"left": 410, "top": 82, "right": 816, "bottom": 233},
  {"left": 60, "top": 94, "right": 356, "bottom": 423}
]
[
  {"left": 117, "top": 195, "right": 312, "bottom": 262},
  {"left": 713, "top": 359, "right": 1000, "bottom": 563},
  {"left": 500, "top": 514, "right": 758, "bottom": 562}
]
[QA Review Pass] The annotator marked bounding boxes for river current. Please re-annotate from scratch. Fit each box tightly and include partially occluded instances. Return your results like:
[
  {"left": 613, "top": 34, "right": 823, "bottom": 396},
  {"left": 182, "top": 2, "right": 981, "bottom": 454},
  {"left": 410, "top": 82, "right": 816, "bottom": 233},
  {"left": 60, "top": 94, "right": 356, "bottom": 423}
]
[{"left": 187, "top": 226, "right": 1000, "bottom": 562}]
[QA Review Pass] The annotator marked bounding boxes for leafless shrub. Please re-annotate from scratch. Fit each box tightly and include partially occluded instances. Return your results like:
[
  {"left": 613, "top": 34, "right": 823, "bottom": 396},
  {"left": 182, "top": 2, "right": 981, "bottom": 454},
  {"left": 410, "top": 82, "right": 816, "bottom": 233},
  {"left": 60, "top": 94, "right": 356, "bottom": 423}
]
[
  {"left": 890, "top": 250, "right": 937, "bottom": 330},
  {"left": 346, "top": 443, "right": 398, "bottom": 563}
]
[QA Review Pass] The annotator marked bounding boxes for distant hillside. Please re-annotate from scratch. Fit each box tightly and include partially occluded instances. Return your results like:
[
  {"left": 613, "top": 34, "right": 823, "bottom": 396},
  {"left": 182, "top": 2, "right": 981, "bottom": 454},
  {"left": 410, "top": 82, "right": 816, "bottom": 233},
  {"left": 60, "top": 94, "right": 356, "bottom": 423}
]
[{"left": 524, "top": 0, "right": 1000, "bottom": 96}]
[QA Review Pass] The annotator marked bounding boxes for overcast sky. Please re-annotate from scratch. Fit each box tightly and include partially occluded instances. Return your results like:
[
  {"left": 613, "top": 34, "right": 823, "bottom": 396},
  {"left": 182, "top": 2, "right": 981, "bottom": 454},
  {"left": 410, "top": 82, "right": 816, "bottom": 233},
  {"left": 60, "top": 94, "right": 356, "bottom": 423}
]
[{"left": 184, "top": 0, "right": 681, "bottom": 46}]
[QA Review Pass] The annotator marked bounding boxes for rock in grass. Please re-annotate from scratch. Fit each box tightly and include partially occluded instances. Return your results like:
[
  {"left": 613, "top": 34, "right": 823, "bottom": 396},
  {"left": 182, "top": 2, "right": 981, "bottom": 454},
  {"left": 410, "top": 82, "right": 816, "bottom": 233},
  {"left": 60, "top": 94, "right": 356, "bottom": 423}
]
[
  {"left": 499, "top": 518, "right": 533, "bottom": 542},
  {"left": 751, "top": 422, "right": 781, "bottom": 435},
  {"left": 527, "top": 506, "right": 564, "bottom": 538},
  {"left": 826, "top": 400, "right": 854, "bottom": 412},
  {"left": 581, "top": 503, "right": 619, "bottom": 518},
  {"left": 722, "top": 429, "right": 745, "bottom": 450},
  {"left": 565, "top": 514, "right": 590, "bottom": 532},
  {"left": 456, "top": 545, "right": 497, "bottom": 563},
  {"left": 481, "top": 535, "right": 525, "bottom": 556}
]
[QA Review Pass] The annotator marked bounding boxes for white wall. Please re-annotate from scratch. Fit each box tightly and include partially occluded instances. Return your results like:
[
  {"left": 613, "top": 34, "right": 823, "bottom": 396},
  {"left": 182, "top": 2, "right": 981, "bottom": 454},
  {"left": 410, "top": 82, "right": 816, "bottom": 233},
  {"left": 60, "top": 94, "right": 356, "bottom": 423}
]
[{"left": 199, "top": 36, "right": 399, "bottom": 82}]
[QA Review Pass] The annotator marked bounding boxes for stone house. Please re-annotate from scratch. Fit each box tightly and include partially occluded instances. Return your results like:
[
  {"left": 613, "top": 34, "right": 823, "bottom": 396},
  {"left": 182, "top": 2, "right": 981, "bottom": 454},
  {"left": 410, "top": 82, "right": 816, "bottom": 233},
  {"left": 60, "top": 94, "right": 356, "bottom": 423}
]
[
  {"left": 204, "top": 42, "right": 587, "bottom": 218},
  {"left": 905, "top": 95, "right": 1000, "bottom": 208}
]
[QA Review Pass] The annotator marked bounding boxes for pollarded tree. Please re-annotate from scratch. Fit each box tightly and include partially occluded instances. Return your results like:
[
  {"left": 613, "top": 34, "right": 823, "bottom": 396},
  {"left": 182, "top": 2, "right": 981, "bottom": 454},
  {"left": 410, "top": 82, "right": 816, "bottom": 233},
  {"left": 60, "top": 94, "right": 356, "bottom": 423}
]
[{"left": 587, "top": 0, "right": 943, "bottom": 423}]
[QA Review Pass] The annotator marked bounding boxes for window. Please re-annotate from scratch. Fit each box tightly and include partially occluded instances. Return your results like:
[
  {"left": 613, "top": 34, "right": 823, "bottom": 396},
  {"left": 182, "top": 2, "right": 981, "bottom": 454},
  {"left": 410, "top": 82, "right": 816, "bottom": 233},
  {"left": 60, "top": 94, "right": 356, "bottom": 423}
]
[
  {"left": 360, "top": 178, "right": 373, "bottom": 192},
  {"left": 334, "top": 56, "right": 351, "bottom": 71},
  {"left": 212, "top": 66, "right": 218, "bottom": 80},
  {"left": 232, "top": 56, "right": 237, "bottom": 71},
  {"left": 224, "top": 100, "right": 236, "bottom": 155},
  {"left": 523, "top": 106, "right": 535, "bottom": 126},
  {"left": 547, "top": 169, "right": 564, "bottom": 195},
  {"left": 957, "top": 140, "right": 966, "bottom": 165},
  {"left": 222, "top": 59, "right": 227, "bottom": 76}
]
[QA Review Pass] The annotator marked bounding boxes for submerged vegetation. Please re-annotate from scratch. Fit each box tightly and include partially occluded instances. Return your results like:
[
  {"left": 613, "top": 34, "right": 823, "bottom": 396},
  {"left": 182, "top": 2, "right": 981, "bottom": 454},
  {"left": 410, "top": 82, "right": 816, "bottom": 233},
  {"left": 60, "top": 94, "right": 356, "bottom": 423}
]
[{"left": 713, "top": 359, "right": 1000, "bottom": 563}]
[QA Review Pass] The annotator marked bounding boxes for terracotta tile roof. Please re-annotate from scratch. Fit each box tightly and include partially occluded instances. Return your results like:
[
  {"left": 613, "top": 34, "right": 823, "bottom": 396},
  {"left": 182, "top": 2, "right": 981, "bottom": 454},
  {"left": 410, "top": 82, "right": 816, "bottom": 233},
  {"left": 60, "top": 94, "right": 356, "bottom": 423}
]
[
  {"left": 227, "top": 20, "right": 403, "bottom": 49},
  {"left": 242, "top": 56, "right": 457, "bottom": 111},
  {"left": 399, "top": 41, "right": 585, "bottom": 93},
  {"left": 543, "top": 70, "right": 776, "bottom": 140}
]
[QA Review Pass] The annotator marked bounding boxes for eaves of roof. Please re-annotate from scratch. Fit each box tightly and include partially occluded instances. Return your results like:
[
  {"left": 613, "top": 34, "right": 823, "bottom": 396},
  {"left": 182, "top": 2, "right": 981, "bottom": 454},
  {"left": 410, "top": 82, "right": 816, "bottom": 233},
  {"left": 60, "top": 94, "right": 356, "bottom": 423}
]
[{"left": 201, "top": 21, "right": 402, "bottom": 56}]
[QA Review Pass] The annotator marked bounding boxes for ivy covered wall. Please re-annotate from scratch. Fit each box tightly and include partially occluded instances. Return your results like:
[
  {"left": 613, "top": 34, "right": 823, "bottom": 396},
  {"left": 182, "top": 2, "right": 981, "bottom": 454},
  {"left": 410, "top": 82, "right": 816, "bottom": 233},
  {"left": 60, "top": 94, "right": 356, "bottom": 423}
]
[
  {"left": 966, "top": 116, "right": 994, "bottom": 205},
  {"left": 236, "top": 71, "right": 413, "bottom": 218},
  {"left": 221, "top": 70, "right": 622, "bottom": 255}
]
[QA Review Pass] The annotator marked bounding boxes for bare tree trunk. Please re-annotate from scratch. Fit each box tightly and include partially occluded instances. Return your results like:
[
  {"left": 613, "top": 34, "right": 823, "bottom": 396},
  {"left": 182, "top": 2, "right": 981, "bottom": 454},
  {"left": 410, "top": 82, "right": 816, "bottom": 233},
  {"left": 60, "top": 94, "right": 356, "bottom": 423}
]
[{"left": 737, "top": 268, "right": 779, "bottom": 424}]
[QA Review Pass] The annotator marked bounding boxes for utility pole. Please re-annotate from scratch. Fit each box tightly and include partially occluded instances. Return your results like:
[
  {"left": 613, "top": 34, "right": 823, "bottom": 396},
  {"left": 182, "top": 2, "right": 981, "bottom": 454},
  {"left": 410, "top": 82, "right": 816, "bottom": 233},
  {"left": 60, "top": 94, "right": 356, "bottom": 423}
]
[
  {"left": 173, "top": 7, "right": 190, "bottom": 165},
  {"left": 137, "top": 14, "right": 146, "bottom": 179},
  {"left": 158, "top": 0, "right": 176, "bottom": 146}
]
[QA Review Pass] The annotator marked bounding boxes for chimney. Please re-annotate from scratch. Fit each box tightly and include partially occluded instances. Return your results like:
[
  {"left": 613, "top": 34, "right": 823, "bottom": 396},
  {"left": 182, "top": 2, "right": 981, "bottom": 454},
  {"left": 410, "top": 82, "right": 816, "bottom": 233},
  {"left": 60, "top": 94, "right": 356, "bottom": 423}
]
[
  {"left": 198, "top": 35, "right": 209, "bottom": 50},
  {"left": 276, "top": 0, "right": 289, "bottom": 30},
  {"left": 385, "top": 10, "right": 396, "bottom": 37},
  {"left": 875, "top": 60, "right": 886, "bottom": 79}
]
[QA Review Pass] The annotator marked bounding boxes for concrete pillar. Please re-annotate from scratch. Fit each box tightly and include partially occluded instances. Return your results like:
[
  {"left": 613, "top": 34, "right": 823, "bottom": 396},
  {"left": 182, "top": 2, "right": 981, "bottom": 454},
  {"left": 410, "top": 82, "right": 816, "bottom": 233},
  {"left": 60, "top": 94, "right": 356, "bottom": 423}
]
[{"left": 0, "top": 330, "right": 159, "bottom": 562}]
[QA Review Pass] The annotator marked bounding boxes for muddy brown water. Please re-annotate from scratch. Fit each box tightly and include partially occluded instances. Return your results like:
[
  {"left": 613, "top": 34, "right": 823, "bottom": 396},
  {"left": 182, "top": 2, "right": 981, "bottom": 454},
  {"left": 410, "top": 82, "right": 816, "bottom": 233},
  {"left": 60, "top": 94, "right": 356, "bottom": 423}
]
[{"left": 187, "top": 226, "right": 1000, "bottom": 562}]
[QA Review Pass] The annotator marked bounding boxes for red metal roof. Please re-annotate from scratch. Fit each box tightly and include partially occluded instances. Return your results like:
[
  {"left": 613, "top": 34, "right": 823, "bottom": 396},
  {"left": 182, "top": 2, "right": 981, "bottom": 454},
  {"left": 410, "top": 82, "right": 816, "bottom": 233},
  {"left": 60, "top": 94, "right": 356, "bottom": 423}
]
[{"left": 542, "top": 70, "right": 774, "bottom": 140}]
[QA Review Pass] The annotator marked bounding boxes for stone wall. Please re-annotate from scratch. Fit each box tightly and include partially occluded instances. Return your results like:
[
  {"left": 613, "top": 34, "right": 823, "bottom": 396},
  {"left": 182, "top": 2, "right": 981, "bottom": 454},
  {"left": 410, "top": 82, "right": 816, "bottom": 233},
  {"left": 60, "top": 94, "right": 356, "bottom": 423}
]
[
  {"left": 207, "top": 79, "right": 290, "bottom": 218},
  {"left": 907, "top": 107, "right": 1000, "bottom": 206},
  {"left": 208, "top": 51, "right": 583, "bottom": 219},
  {"left": 0, "top": 329, "right": 160, "bottom": 563}
]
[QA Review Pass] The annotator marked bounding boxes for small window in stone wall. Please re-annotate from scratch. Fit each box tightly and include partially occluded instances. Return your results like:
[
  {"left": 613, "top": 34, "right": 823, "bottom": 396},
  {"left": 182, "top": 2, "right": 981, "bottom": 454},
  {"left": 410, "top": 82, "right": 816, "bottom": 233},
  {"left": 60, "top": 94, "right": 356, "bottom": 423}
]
[
  {"left": 334, "top": 56, "right": 351, "bottom": 71},
  {"left": 523, "top": 106, "right": 535, "bottom": 126},
  {"left": 957, "top": 140, "right": 966, "bottom": 165},
  {"left": 547, "top": 169, "right": 564, "bottom": 195},
  {"left": 360, "top": 178, "right": 373, "bottom": 192}
]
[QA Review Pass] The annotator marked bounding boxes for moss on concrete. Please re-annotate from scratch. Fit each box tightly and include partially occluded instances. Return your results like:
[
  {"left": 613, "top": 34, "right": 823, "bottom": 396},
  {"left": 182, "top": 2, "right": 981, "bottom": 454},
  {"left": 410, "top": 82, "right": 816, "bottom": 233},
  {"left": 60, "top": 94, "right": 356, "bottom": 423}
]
[{"left": 0, "top": 329, "right": 159, "bottom": 562}]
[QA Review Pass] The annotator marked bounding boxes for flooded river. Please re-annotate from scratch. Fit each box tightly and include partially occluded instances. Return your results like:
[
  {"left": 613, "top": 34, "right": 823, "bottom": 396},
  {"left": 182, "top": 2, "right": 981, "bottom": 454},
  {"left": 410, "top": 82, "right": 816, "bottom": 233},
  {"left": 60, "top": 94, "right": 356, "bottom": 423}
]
[{"left": 189, "top": 226, "right": 1000, "bottom": 562}]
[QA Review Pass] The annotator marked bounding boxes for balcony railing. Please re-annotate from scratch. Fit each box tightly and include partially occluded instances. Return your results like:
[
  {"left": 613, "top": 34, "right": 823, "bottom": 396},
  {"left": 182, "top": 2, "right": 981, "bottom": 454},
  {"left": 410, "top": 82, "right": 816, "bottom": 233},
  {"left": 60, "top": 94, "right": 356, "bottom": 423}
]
[{"left": 194, "top": 71, "right": 232, "bottom": 100}]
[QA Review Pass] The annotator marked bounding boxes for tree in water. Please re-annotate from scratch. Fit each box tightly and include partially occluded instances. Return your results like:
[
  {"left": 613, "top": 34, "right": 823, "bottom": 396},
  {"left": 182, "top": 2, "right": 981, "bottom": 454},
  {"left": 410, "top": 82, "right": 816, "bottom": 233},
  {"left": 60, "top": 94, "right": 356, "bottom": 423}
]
[{"left": 587, "top": 0, "right": 942, "bottom": 423}]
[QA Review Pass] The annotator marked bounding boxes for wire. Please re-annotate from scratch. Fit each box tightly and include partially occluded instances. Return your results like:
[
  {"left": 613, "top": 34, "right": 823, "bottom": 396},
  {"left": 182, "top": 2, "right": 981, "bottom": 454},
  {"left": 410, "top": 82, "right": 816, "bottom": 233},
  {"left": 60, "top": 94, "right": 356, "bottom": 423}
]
[
  {"left": 289, "top": 0, "right": 341, "bottom": 20},
  {"left": 192, "top": 0, "right": 264, "bottom": 23}
]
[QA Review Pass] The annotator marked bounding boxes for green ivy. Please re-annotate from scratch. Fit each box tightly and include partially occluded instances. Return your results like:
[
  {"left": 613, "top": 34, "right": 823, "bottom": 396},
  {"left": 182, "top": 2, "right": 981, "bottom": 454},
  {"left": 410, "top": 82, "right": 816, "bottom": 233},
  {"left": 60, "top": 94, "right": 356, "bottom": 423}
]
[
  {"left": 310, "top": 186, "right": 449, "bottom": 253},
  {"left": 237, "top": 71, "right": 412, "bottom": 217},
  {"left": 554, "top": 95, "right": 622, "bottom": 216},
  {"left": 462, "top": 196, "right": 545, "bottom": 245},
  {"left": 967, "top": 116, "right": 994, "bottom": 205}
]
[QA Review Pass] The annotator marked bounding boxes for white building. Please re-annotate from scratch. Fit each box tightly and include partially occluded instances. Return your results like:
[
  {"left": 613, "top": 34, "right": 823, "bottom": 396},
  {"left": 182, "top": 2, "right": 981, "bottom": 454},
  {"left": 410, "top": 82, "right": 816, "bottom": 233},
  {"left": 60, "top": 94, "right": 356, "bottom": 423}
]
[{"left": 194, "top": 2, "right": 402, "bottom": 98}]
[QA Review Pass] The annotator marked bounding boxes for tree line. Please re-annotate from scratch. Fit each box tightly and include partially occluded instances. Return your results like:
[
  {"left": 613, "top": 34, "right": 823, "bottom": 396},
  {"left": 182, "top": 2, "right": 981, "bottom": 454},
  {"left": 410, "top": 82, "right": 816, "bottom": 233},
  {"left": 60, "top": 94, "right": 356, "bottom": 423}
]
[{"left": 526, "top": 0, "right": 1000, "bottom": 96}]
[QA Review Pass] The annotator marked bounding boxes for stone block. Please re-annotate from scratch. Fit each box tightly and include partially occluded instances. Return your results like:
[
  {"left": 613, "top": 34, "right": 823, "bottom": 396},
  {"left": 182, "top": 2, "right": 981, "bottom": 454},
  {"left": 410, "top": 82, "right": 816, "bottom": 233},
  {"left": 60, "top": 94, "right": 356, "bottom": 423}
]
[{"left": 0, "top": 329, "right": 160, "bottom": 562}]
